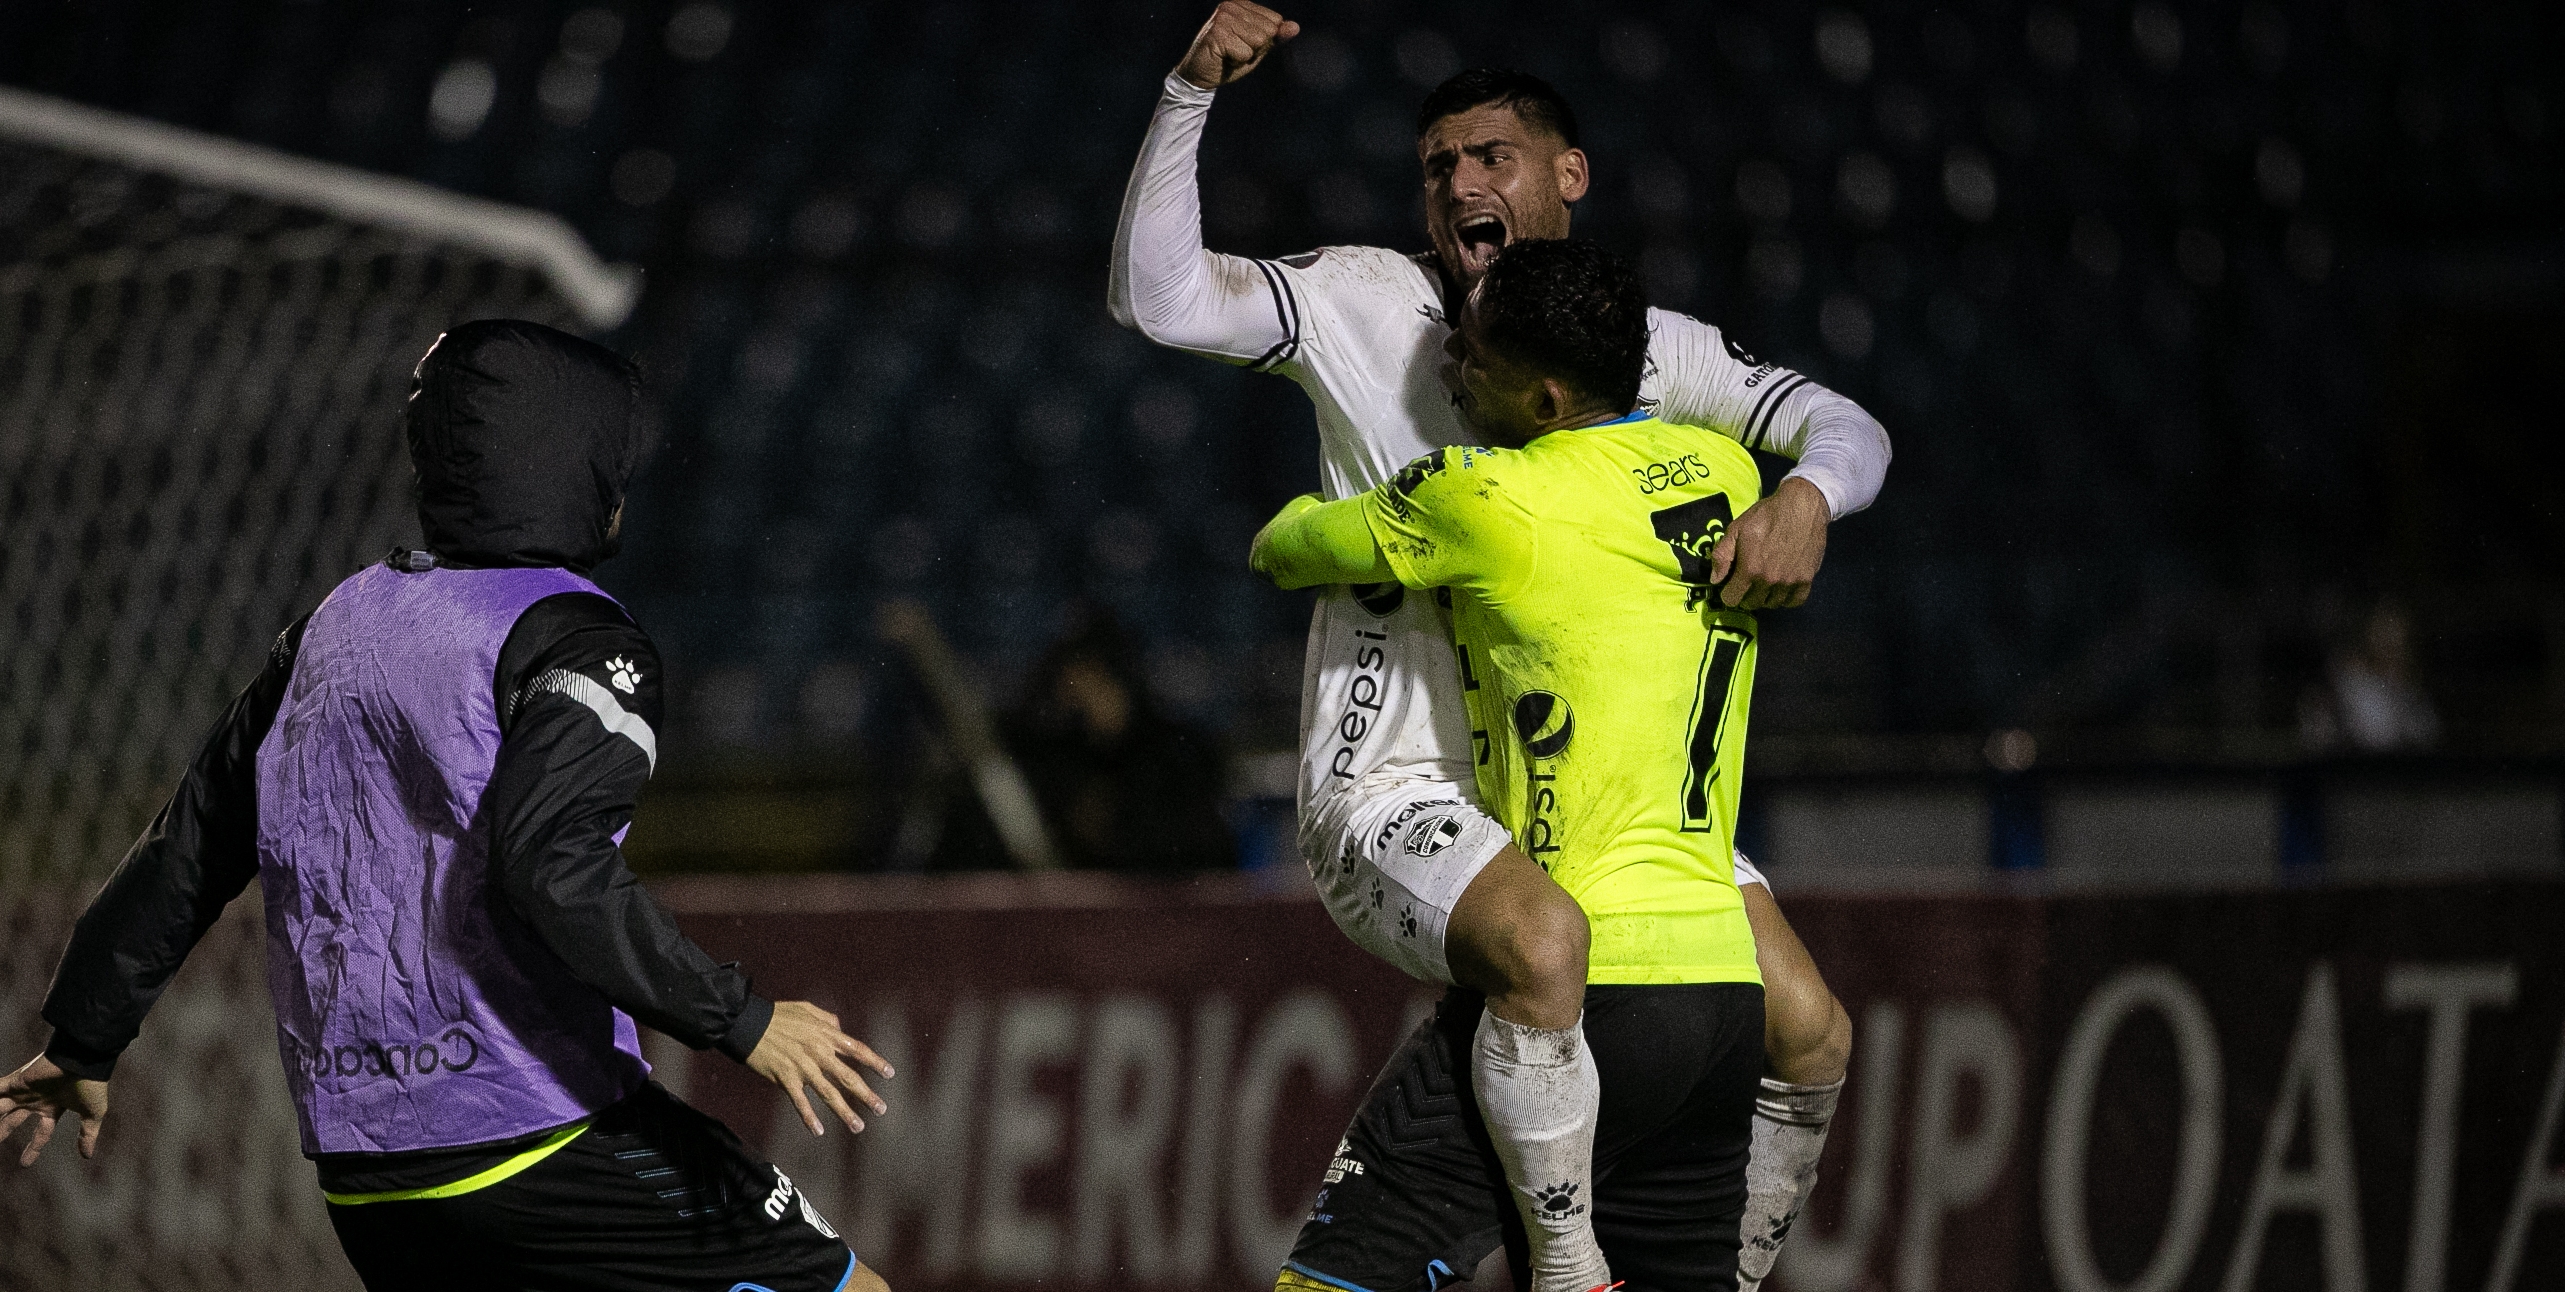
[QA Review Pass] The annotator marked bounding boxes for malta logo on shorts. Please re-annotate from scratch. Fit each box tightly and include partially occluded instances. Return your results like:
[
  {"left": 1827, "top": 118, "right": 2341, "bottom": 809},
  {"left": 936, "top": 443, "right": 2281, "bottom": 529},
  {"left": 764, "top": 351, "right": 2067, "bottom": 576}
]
[
  {"left": 763, "top": 1166, "right": 839, "bottom": 1240},
  {"left": 1512, "top": 691, "right": 1575, "bottom": 759},
  {"left": 1405, "top": 814, "right": 1463, "bottom": 857}
]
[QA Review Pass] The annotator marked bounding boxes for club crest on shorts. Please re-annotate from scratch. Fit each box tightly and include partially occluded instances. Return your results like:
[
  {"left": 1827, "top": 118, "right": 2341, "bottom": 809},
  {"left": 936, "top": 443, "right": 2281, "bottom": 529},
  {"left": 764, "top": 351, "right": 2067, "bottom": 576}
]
[
  {"left": 1512, "top": 690, "right": 1574, "bottom": 759},
  {"left": 797, "top": 1190, "right": 838, "bottom": 1240},
  {"left": 1404, "top": 813, "right": 1463, "bottom": 857}
]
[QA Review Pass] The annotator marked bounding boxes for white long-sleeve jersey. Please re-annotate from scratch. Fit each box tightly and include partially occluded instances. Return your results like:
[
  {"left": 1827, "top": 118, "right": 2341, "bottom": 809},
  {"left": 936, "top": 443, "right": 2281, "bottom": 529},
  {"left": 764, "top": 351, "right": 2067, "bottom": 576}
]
[{"left": 1110, "top": 74, "right": 1894, "bottom": 814}]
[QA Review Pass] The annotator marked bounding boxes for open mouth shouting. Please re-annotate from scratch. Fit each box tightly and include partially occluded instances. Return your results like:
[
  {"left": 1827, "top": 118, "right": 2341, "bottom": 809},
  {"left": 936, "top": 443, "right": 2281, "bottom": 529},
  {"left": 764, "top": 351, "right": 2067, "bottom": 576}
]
[{"left": 1452, "top": 211, "right": 1509, "bottom": 279}]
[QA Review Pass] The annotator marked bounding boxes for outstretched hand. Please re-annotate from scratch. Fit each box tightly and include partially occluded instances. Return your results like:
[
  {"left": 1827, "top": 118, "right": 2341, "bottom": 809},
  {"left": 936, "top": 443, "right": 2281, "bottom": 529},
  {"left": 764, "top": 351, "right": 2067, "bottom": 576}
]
[
  {"left": 747, "top": 1001, "right": 893, "bottom": 1137},
  {"left": 1708, "top": 476, "right": 1830, "bottom": 610},
  {"left": 1, "top": 1054, "right": 109, "bottom": 1168},
  {"left": 1176, "top": 2, "right": 1300, "bottom": 89}
]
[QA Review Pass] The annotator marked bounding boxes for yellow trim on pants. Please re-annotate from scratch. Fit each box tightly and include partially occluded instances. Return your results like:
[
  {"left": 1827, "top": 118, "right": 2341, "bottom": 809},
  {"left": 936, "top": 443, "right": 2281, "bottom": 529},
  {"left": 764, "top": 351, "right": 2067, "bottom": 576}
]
[{"left": 321, "top": 1119, "right": 591, "bottom": 1206}]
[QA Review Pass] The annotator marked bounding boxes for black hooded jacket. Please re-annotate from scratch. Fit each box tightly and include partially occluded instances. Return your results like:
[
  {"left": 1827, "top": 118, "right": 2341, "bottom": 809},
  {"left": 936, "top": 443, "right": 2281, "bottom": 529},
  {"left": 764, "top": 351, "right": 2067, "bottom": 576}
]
[
  {"left": 411, "top": 317, "right": 642, "bottom": 573},
  {"left": 41, "top": 321, "right": 771, "bottom": 1184}
]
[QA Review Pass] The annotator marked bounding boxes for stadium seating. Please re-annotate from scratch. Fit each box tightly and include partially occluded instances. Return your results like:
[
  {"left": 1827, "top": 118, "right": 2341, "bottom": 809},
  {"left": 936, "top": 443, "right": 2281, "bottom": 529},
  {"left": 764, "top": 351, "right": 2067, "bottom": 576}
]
[{"left": 0, "top": 0, "right": 2555, "bottom": 780}]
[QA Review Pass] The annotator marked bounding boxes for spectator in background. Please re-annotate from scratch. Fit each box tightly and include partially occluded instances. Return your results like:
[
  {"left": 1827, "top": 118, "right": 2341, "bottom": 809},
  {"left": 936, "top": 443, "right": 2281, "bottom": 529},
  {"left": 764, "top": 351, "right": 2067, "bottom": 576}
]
[
  {"left": 935, "top": 607, "right": 1234, "bottom": 872},
  {"left": 2300, "top": 600, "right": 2441, "bottom": 752}
]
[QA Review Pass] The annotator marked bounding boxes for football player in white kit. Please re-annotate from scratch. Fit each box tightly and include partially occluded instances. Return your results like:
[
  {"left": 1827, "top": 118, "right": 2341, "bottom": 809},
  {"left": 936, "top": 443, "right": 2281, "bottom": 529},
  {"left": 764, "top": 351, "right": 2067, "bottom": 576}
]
[{"left": 1111, "top": 7, "right": 1877, "bottom": 1290}]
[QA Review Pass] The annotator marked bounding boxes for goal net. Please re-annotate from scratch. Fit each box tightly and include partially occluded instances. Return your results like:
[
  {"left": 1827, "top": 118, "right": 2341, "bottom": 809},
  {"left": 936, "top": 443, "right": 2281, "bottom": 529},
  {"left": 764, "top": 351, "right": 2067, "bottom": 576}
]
[{"left": 0, "top": 87, "right": 637, "bottom": 1291}]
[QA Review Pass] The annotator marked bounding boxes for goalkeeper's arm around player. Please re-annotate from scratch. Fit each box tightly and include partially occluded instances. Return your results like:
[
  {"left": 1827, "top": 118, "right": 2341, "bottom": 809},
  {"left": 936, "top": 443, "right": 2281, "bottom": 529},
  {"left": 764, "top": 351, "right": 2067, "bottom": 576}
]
[{"left": 1250, "top": 492, "right": 1393, "bottom": 588}]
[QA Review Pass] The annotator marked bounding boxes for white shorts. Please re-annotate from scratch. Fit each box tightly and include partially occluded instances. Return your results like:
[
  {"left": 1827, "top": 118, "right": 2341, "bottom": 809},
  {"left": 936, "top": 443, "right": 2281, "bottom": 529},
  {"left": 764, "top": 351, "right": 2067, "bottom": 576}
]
[
  {"left": 1734, "top": 849, "right": 1769, "bottom": 890},
  {"left": 1301, "top": 775, "right": 1512, "bottom": 985}
]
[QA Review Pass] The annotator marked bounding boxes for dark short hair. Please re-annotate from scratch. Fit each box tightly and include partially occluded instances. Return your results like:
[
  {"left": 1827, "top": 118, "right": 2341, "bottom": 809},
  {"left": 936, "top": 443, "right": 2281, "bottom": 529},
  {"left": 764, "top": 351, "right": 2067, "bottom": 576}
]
[
  {"left": 1416, "top": 68, "right": 1580, "bottom": 149},
  {"left": 1474, "top": 239, "right": 1649, "bottom": 411}
]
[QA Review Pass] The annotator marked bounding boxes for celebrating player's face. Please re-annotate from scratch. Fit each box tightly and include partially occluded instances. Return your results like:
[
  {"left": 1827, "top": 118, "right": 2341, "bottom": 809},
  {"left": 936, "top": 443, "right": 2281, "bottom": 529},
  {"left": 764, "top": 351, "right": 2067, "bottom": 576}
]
[
  {"left": 1418, "top": 105, "right": 1590, "bottom": 289},
  {"left": 1444, "top": 285, "right": 1547, "bottom": 446}
]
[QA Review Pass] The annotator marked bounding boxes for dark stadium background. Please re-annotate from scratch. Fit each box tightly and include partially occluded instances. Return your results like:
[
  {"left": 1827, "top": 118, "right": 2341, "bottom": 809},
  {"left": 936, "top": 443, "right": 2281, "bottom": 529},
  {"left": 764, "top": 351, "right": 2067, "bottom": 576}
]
[
  {"left": 5, "top": 0, "right": 2555, "bottom": 879},
  {"left": 3, "top": 3, "right": 2564, "bottom": 1292}
]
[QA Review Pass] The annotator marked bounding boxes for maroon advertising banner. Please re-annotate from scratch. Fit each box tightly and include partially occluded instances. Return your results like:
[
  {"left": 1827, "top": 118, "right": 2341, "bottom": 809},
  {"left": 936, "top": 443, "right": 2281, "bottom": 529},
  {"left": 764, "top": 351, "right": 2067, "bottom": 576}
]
[
  {"left": 1776, "top": 885, "right": 2565, "bottom": 1292},
  {"left": 651, "top": 876, "right": 2565, "bottom": 1292},
  {"left": 652, "top": 873, "right": 1438, "bottom": 1292},
  {"left": 5, "top": 876, "right": 2562, "bottom": 1292}
]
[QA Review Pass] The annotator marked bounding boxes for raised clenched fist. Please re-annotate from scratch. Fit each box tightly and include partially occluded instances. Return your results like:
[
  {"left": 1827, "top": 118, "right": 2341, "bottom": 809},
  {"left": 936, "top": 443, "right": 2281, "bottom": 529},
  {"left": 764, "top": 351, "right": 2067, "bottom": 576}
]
[{"left": 1175, "top": 2, "right": 1300, "bottom": 89}]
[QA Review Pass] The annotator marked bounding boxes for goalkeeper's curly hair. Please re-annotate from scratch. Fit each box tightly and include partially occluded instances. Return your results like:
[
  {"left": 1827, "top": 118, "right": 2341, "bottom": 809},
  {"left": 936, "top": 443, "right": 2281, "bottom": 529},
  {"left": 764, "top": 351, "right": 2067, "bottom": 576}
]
[{"left": 1475, "top": 237, "right": 1650, "bottom": 413}]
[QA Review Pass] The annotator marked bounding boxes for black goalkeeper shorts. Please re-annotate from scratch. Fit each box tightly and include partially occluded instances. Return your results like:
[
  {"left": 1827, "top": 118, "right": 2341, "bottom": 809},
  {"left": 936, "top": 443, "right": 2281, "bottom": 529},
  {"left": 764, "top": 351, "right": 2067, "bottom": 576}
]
[
  {"left": 1285, "top": 982, "right": 1765, "bottom": 1292},
  {"left": 327, "top": 1082, "right": 856, "bottom": 1292}
]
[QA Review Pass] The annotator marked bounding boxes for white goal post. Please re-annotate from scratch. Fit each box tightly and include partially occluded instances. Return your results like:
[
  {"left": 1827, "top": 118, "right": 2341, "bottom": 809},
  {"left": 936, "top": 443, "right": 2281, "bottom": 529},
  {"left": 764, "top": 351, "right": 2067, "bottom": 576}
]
[{"left": 0, "top": 84, "right": 640, "bottom": 330}]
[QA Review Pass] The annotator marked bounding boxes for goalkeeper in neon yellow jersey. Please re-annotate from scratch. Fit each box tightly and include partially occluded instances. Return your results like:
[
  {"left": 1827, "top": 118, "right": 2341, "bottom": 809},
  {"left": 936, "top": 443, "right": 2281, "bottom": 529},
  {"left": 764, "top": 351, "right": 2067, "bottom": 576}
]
[
  {"left": 1253, "top": 238, "right": 1767, "bottom": 1292},
  {"left": 1256, "top": 244, "right": 1762, "bottom": 986}
]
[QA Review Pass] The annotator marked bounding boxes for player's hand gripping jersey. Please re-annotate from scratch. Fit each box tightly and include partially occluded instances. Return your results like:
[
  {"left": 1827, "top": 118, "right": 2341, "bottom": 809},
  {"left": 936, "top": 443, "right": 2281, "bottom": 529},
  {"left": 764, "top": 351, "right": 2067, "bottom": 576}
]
[{"left": 1346, "top": 417, "right": 1766, "bottom": 985}]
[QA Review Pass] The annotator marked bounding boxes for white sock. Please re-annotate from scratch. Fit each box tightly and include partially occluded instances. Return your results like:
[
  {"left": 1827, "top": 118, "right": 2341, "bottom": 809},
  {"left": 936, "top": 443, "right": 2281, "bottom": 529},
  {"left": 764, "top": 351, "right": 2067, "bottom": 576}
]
[
  {"left": 1473, "top": 1010, "right": 1610, "bottom": 1292},
  {"left": 1737, "top": 1075, "right": 1844, "bottom": 1292}
]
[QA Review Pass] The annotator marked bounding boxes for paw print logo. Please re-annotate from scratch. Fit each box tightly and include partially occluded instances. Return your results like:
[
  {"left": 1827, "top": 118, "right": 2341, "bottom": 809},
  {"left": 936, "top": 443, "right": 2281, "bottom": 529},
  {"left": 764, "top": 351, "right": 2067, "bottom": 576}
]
[
  {"left": 605, "top": 656, "right": 643, "bottom": 694},
  {"left": 1533, "top": 1181, "right": 1585, "bottom": 1218},
  {"left": 1397, "top": 905, "right": 1419, "bottom": 939},
  {"left": 1370, "top": 880, "right": 1385, "bottom": 910}
]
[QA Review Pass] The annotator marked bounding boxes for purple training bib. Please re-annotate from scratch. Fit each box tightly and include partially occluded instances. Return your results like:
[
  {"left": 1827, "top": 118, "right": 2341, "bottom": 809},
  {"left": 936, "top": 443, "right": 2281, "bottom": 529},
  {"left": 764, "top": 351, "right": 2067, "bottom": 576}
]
[{"left": 255, "top": 562, "right": 647, "bottom": 1155}]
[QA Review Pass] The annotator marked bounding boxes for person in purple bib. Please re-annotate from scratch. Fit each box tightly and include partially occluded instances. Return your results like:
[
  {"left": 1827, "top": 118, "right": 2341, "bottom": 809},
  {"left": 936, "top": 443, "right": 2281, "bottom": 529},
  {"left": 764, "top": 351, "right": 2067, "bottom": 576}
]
[{"left": 3, "top": 319, "right": 893, "bottom": 1292}]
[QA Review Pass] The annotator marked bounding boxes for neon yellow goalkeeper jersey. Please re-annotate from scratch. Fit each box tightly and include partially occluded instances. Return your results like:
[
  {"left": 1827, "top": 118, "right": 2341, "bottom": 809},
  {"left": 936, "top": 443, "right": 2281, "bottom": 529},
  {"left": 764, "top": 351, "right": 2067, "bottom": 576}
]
[{"left": 1361, "top": 413, "right": 1763, "bottom": 985}]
